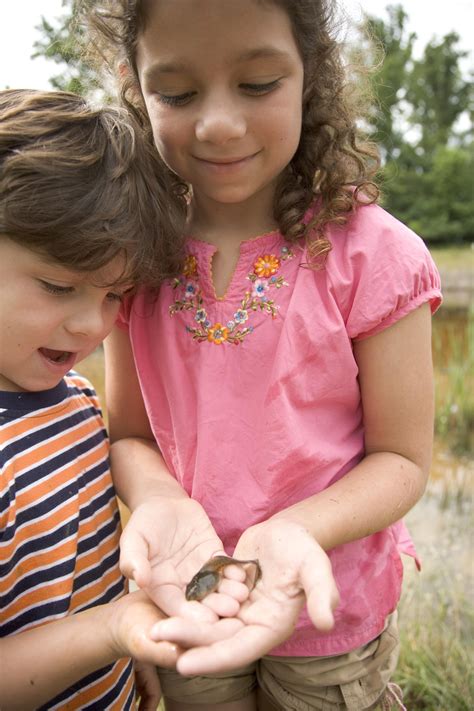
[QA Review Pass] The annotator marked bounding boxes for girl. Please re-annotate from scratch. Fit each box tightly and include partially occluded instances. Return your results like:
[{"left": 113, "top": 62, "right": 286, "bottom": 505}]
[{"left": 88, "top": 1, "right": 442, "bottom": 709}]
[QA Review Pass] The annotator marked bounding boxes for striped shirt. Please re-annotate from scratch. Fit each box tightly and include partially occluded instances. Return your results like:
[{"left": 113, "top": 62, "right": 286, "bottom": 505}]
[{"left": 0, "top": 372, "right": 135, "bottom": 709}]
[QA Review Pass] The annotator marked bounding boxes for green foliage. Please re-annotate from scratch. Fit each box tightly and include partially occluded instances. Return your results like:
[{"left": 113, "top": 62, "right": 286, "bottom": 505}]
[
  {"left": 365, "top": 4, "right": 474, "bottom": 244},
  {"left": 382, "top": 145, "right": 474, "bottom": 243},
  {"left": 32, "top": 0, "right": 102, "bottom": 97},
  {"left": 365, "top": 4, "right": 416, "bottom": 160}
]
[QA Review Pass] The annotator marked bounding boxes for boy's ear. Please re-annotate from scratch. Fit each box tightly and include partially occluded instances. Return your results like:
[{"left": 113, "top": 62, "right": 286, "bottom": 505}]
[{"left": 118, "top": 61, "right": 130, "bottom": 80}]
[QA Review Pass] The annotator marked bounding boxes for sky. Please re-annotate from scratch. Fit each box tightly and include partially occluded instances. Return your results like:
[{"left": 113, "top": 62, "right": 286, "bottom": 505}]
[{"left": 0, "top": 0, "right": 472, "bottom": 90}]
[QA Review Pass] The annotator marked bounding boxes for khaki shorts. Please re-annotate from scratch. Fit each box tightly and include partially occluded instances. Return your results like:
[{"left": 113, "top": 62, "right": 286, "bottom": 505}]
[{"left": 158, "top": 613, "right": 400, "bottom": 710}]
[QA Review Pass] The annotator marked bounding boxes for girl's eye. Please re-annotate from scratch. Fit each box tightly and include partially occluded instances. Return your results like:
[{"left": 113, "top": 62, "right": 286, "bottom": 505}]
[
  {"left": 39, "top": 280, "right": 74, "bottom": 296},
  {"left": 240, "top": 79, "right": 282, "bottom": 95},
  {"left": 156, "top": 92, "right": 195, "bottom": 107}
]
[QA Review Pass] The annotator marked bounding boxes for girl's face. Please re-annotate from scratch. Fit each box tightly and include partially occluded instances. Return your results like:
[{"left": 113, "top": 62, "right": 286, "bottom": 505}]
[{"left": 136, "top": 0, "right": 304, "bottom": 218}]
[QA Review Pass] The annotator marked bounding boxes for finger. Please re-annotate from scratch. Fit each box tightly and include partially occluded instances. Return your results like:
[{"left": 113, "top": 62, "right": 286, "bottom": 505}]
[
  {"left": 200, "top": 591, "right": 240, "bottom": 617},
  {"left": 300, "top": 553, "right": 339, "bottom": 631},
  {"left": 217, "top": 578, "right": 250, "bottom": 603},
  {"left": 150, "top": 616, "right": 244, "bottom": 647},
  {"left": 176, "top": 625, "right": 277, "bottom": 676},
  {"left": 134, "top": 637, "right": 181, "bottom": 670},
  {"left": 148, "top": 584, "right": 218, "bottom": 623},
  {"left": 120, "top": 527, "right": 151, "bottom": 587}
]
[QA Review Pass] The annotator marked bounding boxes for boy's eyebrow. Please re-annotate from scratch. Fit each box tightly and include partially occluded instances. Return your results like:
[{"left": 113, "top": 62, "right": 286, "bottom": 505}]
[{"left": 142, "top": 47, "right": 292, "bottom": 79}]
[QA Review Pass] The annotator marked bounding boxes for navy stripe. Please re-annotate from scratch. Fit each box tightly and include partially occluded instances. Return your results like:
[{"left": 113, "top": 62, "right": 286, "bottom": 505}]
[
  {"left": 9, "top": 430, "right": 107, "bottom": 494},
  {"left": 0, "top": 518, "right": 78, "bottom": 576},
  {"left": 1, "top": 405, "right": 105, "bottom": 463},
  {"left": 1, "top": 460, "right": 111, "bottom": 539},
  {"left": 82, "top": 659, "right": 135, "bottom": 711},
  {"left": 0, "top": 597, "right": 71, "bottom": 636},
  {"left": 0, "top": 557, "right": 75, "bottom": 608},
  {"left": 73, "top": 548, "right": 120, "bottom": 592},
  {"left": 36, "top": 659, "right": 134, "bottom": 711}
]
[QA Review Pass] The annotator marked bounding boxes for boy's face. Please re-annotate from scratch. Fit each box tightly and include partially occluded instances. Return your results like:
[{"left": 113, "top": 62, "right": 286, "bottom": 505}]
[{"left": 0, "top": 237, "right": 129, "bottom": 392}]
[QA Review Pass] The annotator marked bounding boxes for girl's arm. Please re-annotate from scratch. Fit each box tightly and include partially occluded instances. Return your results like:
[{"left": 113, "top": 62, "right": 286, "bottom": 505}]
[
  {"left": 104, "top": 328, "right": 241, "bottom": 619},
  {"left": 0, "top": 591, "right": 176, "bottom": 711},
  {"left": 268, "top": 302, "right": 434, "bottom": 546}
]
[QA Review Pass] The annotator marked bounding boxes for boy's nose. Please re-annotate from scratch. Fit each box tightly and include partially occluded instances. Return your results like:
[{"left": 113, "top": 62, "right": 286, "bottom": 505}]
[
  {"left": 66, "top": 305, "right": 107, "bottom": 340},
  {"left": 195, "top": 100, "right": 246, "bottom": 144}
]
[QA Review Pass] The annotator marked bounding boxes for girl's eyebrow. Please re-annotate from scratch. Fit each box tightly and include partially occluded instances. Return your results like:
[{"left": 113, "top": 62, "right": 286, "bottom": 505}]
[{"left": 142, "top": 47, "right": 292, "bottom": 80}]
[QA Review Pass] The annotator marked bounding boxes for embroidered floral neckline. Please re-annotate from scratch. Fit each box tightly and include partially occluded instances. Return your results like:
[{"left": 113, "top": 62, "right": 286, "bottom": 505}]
[{"left": 169, "top": 245, "right": 295, "bottom": 345}]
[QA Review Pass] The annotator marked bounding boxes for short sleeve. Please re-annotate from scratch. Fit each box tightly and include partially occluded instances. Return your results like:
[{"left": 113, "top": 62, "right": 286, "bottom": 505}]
[{"left": 326, "top": 204, "right": 442, "bottom": 341}]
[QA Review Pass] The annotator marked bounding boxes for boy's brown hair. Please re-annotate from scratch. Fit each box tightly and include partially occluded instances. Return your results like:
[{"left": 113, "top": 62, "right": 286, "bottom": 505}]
[{"left": 0, "top": 89, "right": 186, "bottom": 286}]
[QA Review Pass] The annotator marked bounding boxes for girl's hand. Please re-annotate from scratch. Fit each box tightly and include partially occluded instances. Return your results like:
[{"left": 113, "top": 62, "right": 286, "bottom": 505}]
[
  {"left": 150, "top": 519, "right": 339, "bottom": 675},
  {"left": 119, "top": 497, "right": 248, "bottom": 622}
]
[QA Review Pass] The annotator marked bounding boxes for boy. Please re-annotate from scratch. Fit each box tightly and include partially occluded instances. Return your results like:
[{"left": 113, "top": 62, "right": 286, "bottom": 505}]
[{"left": 0, "top": 89, "right": 185, "bottom": 710}]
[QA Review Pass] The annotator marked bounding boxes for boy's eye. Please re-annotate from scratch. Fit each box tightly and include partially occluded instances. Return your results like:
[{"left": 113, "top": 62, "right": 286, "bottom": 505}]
[
  {"left": 240, "top": 79, "right": 282, "bottom": 95},
  {"left": 157, "top": 92, "right": 196, "bottom": 107},
  {"left": 39, "top": 280, "right": 74, "bottom": 296},
  {"left": 106, "top": 291, "right": 125, "bottom": 303}
]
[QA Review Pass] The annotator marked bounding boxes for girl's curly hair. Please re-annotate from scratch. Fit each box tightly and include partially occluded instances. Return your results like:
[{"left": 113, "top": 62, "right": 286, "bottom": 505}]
[{"left": 85, "top": 0, "right": 380, "bottom": 264}]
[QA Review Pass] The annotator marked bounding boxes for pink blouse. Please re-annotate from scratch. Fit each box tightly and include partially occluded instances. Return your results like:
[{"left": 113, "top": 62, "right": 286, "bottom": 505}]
[{"left": 118, "top": 203, "right": 442, "bottom": 656}]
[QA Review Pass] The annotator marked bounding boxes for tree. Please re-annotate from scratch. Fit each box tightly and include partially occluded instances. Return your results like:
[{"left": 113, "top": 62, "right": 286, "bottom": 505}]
[
  {"left": 364, "top": 4, "right": 416, "bottom": 161},
  {"left": 32, "top": 0, "right": 101, "bottom": 97},
  {"left": 406, "top": 32, "right": 473, "bottom": 151}
]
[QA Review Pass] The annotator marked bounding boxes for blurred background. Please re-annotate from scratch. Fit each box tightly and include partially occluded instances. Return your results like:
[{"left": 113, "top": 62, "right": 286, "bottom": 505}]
[{"left": 1, "top": 1, "right": 472, "bottom": 708}]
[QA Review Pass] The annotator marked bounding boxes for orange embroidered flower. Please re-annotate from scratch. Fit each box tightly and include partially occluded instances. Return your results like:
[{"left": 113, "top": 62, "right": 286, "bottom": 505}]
[
  {"left": 207, "top": 323, "right": 229, "bottom": 345},
  {"left": 253, "top": 254, "right": 280, "bottom": 278},
  {"left": 183, "top": 255, "right": 198, "bottom": 278}
]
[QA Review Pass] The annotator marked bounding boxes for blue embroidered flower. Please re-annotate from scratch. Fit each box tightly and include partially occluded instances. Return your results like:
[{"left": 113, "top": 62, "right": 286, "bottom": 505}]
[
  {"left": 195, "top": 308, "right": 207, "bottom": 323},
  {"left": 252, "top": 279, "right": 269, "bottom": 298},
  {"left": 185, "top": 282, "right": 198, "bottom": 299},
  {"left": 234, "top": 309, "right": 249, "bottom": 324}
]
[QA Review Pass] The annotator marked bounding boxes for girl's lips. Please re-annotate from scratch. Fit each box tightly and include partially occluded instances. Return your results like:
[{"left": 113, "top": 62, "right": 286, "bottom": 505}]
[{"left": 194, "top": 151, "right": 260, "bottom": 169}]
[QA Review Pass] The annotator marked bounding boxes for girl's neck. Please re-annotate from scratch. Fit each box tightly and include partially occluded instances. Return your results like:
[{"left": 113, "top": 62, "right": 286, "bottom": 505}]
[{"left": 188, "top": 189, "right": 278, "bottom": 253}]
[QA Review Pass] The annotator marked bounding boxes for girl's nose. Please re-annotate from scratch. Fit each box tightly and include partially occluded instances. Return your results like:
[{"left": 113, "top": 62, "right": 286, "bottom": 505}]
[{"left": 195, "top": 98, "right": 246, "bottom": 144}]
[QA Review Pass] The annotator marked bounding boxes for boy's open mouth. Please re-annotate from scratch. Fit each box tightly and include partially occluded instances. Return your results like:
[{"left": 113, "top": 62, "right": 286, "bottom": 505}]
[{"left": 39, "top": 347, "right": 73, "bottom": 364}]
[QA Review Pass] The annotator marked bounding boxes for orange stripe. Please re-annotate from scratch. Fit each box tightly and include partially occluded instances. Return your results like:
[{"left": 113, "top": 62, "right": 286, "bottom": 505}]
[
  {"left": 11, "top": 422, "right": 107, "bottom": 475},
  {"left": 65, "top": 658, "right": 134, "bottom": 708},
  {"left": 2, "top": 578, "right": 74, "bottom": 620},
  {"left": 71, "top": 568, "right": 123, "bottom": 610},
  {"left": 0, "top": 399, "right": 101, "bottom": 447},
  {"left": 0, "top": 538, "right": 78, "bottom": 591},
  {"left": 75, "top": 534, "right": 120, "bottom": 577}
]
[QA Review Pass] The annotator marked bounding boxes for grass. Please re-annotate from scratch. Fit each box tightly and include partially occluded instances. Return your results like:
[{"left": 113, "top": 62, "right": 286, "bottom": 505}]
[
  {"left": 433, "top": 307, "right": 474, "bottom": 455},
  {"left": 428, "top": 243, "right": 474, "bottom": 272}
]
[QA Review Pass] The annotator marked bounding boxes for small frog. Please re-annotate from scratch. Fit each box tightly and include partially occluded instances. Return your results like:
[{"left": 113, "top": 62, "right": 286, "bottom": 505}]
[{"left": 185, "top": 555, "right": 262, "bottom": 601}]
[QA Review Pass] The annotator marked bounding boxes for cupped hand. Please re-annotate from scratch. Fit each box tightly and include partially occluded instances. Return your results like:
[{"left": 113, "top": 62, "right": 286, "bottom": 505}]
[
  {"left": 150, "top": 519, "right": 340, "bottom": 675},
  {"left": 107, "top": 590, "right": 180, "bottom": 669},
  {"left": 119, "top": 496, "right": 247, "bottom": 621}
]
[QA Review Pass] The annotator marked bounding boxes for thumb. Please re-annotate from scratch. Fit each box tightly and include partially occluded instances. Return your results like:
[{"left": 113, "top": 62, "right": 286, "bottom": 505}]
[
  {"left": 120, "top": 524, "right": 152, "bottom": 589},
  {"left": 300, "top": 549, "right": 339, "bottom": 632}
]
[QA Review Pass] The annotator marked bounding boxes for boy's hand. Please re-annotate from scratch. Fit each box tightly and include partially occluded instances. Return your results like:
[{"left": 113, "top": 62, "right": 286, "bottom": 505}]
[
  {"left": 119, "top": 497, "right": 248, "bottom": 622},
  {"left": 149, "top": 519, "right": 339, "bottom": 675},
  {"left": 134, "top": 661, "right": 161, "bottom": 711}
]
